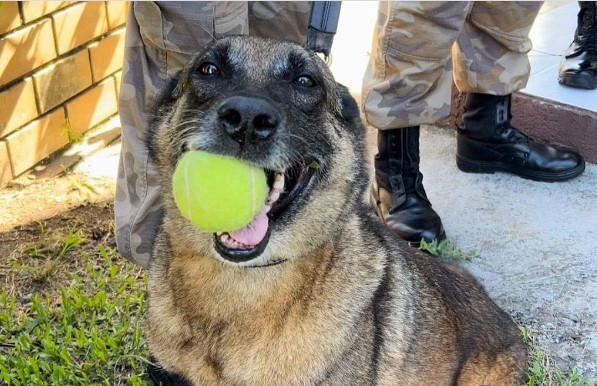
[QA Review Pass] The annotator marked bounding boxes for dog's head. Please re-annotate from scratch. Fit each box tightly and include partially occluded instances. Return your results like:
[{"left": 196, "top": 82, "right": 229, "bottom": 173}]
[{"left": 149, "top": 36, "right": 368, "bottom": 267}]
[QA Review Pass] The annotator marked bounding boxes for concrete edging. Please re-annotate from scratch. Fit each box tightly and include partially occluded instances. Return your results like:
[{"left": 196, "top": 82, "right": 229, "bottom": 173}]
[{"left": 437, "top": 90, "right": 597, "bottom": 164}]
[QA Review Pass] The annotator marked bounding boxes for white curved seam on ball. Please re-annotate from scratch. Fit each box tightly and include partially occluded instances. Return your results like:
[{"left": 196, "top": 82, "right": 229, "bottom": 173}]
[
  {"left": 184, "top": 159, "right": 194, "bottom": 223},
  {"left": 251, "top": 168, "right": 256, "bottom": 214}
]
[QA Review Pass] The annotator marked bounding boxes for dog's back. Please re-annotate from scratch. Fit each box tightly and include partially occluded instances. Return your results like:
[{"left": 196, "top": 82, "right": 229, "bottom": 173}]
[{"left": 374, "top": 236, "right": 527, "bottom": 385}]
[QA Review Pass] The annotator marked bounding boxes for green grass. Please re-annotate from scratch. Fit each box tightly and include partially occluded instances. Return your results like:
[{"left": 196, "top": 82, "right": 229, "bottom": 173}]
[
  {"left": 521, "top": 327, "right": 595, "bottom": 386},
  {"left": 419, "top": 238, "right": 478, "bottom": 261},
  {"left": 15, "top": 227, "right": 86, "bottom": 283},
  {"left": 526, "top": 350, "right": 593, "bottom": 386},
  {"left": 0, "top": 250, "right": 148, "bottom": 385}
]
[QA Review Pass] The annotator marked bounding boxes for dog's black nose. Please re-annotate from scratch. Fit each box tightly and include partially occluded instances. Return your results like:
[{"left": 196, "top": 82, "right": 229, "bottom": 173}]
[{"left": 217, "top": 96, "right": 280, "bottom": 146}]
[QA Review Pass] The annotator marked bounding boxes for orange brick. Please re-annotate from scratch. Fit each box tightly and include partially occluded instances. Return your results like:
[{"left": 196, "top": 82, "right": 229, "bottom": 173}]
[
  {"left": 52, "top": 2, "right": 109, "bottom": 54},
  {"left": 0, "top": 78, "right": 39, "bottom": 138},
  {"left": 33, "top": 50, "right": 93, "bottom": 113},
  {"left": 66, "top": 78, "right": 118, "bottom": 135},
  {"left": 21, "top": 2, "right": 72, "bottom": 23},
  {"left": 106, "top": 1, "right": 130, "bottom": 30},
  {"left": 89, "top": 28, "right": 125, "bottom": 82},
  {"left": 0, "top": 140, "right": 13, "bottom": 186},
  {"left": 0, "top": 19, "right": 57, "bottom": 87},
  {"left": 114, "top": 71, "right": 122, "bottom": 100},
  {"left": 0, "top": 1, "right": 21, "bottom": 35},
  {"left": 6, "top": 108, "right": 70, "bottom": 176}
]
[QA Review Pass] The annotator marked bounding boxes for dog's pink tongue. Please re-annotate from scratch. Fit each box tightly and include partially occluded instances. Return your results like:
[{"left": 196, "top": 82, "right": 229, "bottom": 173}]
[{"left": 229, "top": 205, "right": 269, "bottom": 246}]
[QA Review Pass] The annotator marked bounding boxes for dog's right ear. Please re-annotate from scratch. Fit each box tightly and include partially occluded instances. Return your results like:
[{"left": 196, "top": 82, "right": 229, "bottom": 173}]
[{"left": 337, "top": 84, "right": 360, "bottom": 121}]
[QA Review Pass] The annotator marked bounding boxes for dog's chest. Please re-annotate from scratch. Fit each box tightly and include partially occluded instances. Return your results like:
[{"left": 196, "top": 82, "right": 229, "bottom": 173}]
[{"left": 154, "top": 259, "right": 375, "bottom": 384}]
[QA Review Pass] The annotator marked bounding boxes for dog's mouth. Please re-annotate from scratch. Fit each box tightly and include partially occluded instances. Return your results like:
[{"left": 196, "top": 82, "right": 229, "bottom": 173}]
[{"left": 213, "top": 159, "right": 319, "bottom": 263}]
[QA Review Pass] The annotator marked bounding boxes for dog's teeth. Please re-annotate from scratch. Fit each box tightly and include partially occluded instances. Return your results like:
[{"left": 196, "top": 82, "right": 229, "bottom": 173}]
[
  {"left": 273, "top": 173, "right": 285, "bottom": 190},
  {"left": 220, "top": 234, "right": 230, "bottom": 242},
  {"left": 269, "top": 190, "right": 280, "bottom": 203},
  {"left": 229, "top": 239, "right": 243, "bottom": 249}
]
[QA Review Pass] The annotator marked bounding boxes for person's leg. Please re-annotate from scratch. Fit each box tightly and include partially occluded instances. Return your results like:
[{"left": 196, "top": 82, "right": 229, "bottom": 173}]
[
  {"left": 247, "top": 1, "right": 311, "bottom": 43},
  {"left": 362, "top": 1, "right": 474, "bottom": 245},
  {"left": 454, "top": 1, "right": 585, "bottom": 182},
  {"left": 559, "top": 1, "right": 597, "bottom": 89},
  {"left": 115, "top": 2, "right": 250, "bottom": 269}
]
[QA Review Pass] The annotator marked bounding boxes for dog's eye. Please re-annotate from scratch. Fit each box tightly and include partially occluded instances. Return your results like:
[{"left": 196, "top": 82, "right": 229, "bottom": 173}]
[
  {"left": 294, "top": 75, "right": 316, "bottom": 88},
  {"left": 199, "top": 63, "right": 220, "bottom": 76}
]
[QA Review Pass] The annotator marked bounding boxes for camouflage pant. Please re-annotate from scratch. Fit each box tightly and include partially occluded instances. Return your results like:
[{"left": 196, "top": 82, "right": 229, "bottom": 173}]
[
  {"left": 362, "top": 1, "right": 543, "bottom": 130},
  {"left": 115, "top": 2, "right": 311, "bottom": 267}
]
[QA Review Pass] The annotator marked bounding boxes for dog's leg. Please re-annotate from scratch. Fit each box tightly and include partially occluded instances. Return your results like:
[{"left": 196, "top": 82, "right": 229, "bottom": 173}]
[{"left": 147, "top": 355, "right": 194, "bottom": 386}]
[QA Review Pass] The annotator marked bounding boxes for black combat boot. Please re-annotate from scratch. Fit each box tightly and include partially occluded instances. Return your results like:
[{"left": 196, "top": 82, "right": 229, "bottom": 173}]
[
  {"left": 559, "top": 1, "right": 597, "bottom": 89},
  {"left": 456, "top": 93, "right": 585, "bottom": 181},
  {"left": 370, "top": 127, "right": 445, "bottom": 245}
]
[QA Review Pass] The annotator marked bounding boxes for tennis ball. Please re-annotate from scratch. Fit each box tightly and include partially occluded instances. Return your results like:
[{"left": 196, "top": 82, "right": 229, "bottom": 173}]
[{"left": 172, "top": 151, "right": 268, "bottom": 233}]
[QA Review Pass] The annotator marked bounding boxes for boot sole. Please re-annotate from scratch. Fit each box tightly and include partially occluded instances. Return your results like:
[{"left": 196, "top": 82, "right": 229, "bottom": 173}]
[
  {"left": 456, "top": 154, "right": 586, "bottom": 182},
  {"left": 558, "top": 73, "right": 597, "bottom": 90}
]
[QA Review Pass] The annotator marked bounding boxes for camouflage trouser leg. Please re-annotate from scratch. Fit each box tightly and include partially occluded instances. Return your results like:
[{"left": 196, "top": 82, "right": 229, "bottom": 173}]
[
  {"left": 361, "top": 1, "right": 542, "bottom": 130},
  {"left": 114, "top": 2, "right": 311, "bottom": 268}
]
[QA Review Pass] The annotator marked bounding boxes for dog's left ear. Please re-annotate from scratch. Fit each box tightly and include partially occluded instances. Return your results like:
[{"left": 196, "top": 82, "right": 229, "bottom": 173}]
[
  {"left": 172, "top": 54, "right": 206, "bottom": 99},
  {"left": 151, "top": 70, "right": 184, "bottom": 113}
]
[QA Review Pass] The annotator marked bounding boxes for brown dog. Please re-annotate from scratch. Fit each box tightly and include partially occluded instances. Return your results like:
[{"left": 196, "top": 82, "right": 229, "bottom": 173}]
[{"left": 145, "top": 36, "right": 527, "bottom": 385}]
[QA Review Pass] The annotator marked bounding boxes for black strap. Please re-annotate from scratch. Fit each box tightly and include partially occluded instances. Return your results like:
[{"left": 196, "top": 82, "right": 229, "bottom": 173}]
[{"left": 307, "top": 2, "right": 342, "bottom": 58}]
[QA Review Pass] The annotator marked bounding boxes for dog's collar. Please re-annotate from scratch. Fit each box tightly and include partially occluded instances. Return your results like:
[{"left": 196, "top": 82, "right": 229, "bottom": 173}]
[{"left": 244, "top": 258, "right": 288, "bottom": 269}]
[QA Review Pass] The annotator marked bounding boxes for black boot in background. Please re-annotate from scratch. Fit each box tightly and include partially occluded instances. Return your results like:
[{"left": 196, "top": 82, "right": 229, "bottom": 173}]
[
  {"left": 559, "top": 1, "right": 597, "bottom": 89},
  {"left": 370, "top": 127, "right": 445, "bottom": 245},
  {"left": 456, "top": 93, "right": 585, "bottom": 182}
]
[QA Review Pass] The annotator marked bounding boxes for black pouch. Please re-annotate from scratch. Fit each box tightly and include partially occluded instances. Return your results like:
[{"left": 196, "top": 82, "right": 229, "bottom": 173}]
[{"left": 306, "top": 2, "right": 342, "bottom": 59}]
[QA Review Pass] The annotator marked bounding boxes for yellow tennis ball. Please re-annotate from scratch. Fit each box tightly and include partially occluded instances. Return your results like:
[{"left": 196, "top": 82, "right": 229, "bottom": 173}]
[{"left": 172, "top": 151, "right": 268, "bottom": 233}]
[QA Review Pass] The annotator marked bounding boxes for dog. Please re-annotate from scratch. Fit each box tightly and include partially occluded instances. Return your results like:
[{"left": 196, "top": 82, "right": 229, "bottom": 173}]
[{"left": 145, "top": 35, "right": 527, "bottom": 385}]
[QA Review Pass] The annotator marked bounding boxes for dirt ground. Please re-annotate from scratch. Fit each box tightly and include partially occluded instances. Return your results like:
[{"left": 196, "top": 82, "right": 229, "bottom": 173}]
[
  {"left": 0, "top": 173, "right": 117, "bottom": 300},
  {"left": 0, "top": 173, "right": 114, "bottom": 232}
]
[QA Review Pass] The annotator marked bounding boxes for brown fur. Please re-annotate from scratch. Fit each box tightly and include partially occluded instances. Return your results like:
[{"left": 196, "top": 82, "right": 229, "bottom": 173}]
[{"left": 145, "top": 36, "right": 527, "bottom": 386}]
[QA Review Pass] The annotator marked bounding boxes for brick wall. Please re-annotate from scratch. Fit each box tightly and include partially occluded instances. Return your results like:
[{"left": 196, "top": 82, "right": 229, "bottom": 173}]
[{"left": 0, "top": 1, "right": 128, "bottom": 186}]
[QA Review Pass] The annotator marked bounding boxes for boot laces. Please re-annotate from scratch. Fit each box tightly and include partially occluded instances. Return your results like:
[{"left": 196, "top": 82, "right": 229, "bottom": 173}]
[
  {"left": 387, "top": 171, "right": 429, "bottom": 214},
  {"left": 497, "top": 124, "right": 529, "bottom": 144},
  {"left": 495, "top": 100, "right": 529, "bottom": 144}
]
